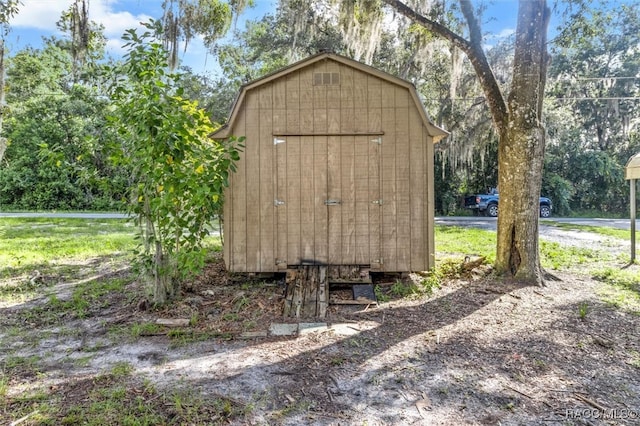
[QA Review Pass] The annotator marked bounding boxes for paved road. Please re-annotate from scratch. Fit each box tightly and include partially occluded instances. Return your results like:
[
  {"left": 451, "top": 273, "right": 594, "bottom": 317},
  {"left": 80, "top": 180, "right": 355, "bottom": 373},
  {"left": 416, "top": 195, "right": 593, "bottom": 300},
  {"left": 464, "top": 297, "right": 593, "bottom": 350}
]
[
  {"left": 0, "top": 212, "right": 636, "bottom": 232},
  {"left": 0, "top": 212, "right": 128, "bottom": 219},
  {"left": 435, "top": 216, "right": 638, "bottom": 231}
]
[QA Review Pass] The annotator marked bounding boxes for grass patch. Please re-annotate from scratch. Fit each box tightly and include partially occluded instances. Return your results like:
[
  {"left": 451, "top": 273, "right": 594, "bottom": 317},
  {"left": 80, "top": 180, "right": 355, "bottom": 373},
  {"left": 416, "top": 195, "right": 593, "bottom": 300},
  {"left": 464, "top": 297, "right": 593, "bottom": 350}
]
[
  {"left": 18, "top": 276, "right": 132, "bottom": 325},
  {"left": 167, "top": 329, "right": 232, "bottom": 347},
  {"left": 2, "top": 354, "right": 43, "bottom": 374},
  {"left": 540, "top": 241, "right": 609, "bottom": 271},
  {"left": 434, "top": 225, "right": 496, "bottom": 263},
  {"left": 592, "top": 267, "right": 640, "bottom": 314},
  {"left": 0, "top": 218, "right": 136, "bottom": 274},
  {"left": 3, "top": 358, "right": 249, "bottom": 425},
  {"left": 129, "top": 322, "right": 163, "bottom": 337},
  {"left": 434, "top": 223, "right": 640, "bottom": 314}
]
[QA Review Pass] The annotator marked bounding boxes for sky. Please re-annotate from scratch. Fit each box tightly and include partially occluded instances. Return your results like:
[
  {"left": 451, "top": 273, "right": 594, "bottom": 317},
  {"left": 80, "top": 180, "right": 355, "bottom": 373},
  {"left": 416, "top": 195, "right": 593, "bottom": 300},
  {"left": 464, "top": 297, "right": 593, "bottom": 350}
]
[
  {"left": 4, "top": 0, "right": 543, "bottom": 77},
  {"left": 6, "top": 0, "right": 277, "bottom": 75}
]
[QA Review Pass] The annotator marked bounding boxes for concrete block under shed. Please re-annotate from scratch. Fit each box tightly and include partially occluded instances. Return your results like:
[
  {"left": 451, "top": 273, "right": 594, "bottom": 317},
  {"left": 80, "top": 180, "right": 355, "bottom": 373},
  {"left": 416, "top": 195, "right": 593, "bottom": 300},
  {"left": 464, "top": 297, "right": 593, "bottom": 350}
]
[{"left": 269, "top": 323, "right": 299, "bottom": 336}]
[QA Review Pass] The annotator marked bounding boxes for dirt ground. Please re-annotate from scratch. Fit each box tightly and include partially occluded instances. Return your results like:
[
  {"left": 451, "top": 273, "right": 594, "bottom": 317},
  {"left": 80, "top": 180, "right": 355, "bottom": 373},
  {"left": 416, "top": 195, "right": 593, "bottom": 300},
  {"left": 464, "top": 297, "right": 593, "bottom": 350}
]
[{"left": 2, "top": 245, "right": 640, "bottom": 424}]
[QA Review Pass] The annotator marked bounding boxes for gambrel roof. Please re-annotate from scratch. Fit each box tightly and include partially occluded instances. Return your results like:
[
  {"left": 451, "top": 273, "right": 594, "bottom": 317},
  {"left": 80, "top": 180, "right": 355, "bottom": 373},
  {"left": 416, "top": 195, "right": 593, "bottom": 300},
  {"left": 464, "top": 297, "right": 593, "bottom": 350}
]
[{"left": 212, "top": 52, "right": 448, "bottom": 142}]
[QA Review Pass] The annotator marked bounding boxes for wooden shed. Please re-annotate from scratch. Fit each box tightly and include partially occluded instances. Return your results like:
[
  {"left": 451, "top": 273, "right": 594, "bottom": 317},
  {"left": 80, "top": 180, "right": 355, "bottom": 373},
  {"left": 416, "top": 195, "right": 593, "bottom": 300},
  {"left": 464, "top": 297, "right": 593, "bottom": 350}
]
[{"left": 213, "top": 52, "right": 447, "bottom": 278}]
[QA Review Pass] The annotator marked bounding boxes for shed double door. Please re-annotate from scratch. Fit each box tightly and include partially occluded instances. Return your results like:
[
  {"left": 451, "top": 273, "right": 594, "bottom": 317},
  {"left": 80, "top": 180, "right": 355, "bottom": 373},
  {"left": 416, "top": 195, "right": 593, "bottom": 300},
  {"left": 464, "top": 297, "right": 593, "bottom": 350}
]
[{"left": 275, "top": 135, "right": 381, "bottom": 268}]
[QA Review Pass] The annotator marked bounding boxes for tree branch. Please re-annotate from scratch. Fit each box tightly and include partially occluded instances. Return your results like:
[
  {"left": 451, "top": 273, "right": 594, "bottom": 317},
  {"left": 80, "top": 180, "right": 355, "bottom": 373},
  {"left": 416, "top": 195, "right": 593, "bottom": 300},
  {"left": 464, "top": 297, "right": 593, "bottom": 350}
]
[{"left": 381, "top": 0, "right": 508, "bottom": 133}]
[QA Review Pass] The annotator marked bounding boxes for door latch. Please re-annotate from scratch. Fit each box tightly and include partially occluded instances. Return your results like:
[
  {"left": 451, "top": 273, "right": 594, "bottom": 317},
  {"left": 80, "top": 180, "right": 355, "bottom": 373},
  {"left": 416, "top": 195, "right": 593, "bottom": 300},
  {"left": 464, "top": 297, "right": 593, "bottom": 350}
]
[{"left": 324, "top": 199, "right": 341, "bottom": 206}]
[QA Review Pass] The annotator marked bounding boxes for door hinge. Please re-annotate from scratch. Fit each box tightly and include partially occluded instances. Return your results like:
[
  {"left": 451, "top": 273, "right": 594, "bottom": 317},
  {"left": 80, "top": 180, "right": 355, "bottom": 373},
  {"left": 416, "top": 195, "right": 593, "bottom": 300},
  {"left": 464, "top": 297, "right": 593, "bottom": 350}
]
[
  {"left": 371, "top": 199, "right": 383, "bottom": 205},
  {"left": 273, "top": 137, "right": 285, "bottom": 145},
  {"left": 371, "top": 137, "right": 382, "bottom": 145},
  {"left": 274, "top": 199, "right": 285, "bottom": 206}
]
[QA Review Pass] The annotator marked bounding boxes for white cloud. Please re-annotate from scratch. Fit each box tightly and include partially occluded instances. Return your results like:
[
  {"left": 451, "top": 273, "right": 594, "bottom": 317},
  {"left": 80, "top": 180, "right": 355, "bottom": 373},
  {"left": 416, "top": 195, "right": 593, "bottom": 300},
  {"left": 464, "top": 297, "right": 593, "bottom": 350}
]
[
  {"left": 90, "top": 1, "right": 153, "bottom": 39},
  {"left": 486, "top": 27, "right": 515, "bottom": 42},
  {"left": 496, "top": 28, "right": 515, "bottom": 39},
  {"left": 12, "top": 0, "right": 154, "bottom": 56},
  {"left": 11, "top": 0, "right": 68, "bottom": 31},
  {"left": 9, "top": 0, "right": 217, "bottom": 70}
]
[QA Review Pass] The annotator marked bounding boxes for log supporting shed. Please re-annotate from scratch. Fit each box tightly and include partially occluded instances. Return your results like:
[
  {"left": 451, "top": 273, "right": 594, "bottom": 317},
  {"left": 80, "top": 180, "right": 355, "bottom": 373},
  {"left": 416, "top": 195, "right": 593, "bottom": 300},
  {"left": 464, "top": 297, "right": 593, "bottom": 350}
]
[{"left": 213, "top": 53, "right": 448, "bottom": 316}]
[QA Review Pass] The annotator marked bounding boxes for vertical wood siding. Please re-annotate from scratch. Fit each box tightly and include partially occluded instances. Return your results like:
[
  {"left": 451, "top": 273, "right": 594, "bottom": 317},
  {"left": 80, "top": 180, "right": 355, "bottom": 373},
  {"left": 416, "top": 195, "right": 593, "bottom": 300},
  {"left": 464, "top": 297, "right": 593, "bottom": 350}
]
[{"left": 224, "top": 59, "right": 434, "bottom": 273}]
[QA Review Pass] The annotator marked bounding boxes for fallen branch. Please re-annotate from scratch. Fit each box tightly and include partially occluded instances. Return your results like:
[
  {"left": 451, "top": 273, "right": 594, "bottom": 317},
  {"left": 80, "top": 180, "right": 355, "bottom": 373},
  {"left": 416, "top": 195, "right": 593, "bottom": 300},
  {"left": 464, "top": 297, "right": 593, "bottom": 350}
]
[
  {"left": 10, "top": 410, "right": 39, "bottom": 426},
  {"left": 505, "top": 385, "right": 534, "bottom": 399},
  {"left": 156, "top": 318, "right": 190, "bottom": 327},
  {"left": 574, "top": 394, "right": 606, "bottom": 411}
]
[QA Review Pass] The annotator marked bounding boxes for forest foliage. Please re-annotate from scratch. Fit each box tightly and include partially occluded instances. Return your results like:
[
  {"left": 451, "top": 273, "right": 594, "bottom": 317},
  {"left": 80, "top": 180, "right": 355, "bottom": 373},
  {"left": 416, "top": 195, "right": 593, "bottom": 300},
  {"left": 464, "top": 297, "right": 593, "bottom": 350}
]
[{"left": 0, "top": 0, "right": 638, "bottom": 217}]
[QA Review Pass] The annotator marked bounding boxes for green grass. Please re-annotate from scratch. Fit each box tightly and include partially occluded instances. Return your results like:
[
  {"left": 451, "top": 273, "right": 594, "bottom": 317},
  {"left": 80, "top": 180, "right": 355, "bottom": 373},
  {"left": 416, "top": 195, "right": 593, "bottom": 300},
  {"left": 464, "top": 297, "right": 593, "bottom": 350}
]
[
  {"left": 563, "top": 210, "right": 625, "bottom": 219},
  {"left": 592, "top": 267, "right": 640, "bottom": 314},
  {"left": 0, "top": 218, "right": 137, "bottom": 292},
  {"left": 15, "top": 276, "right": 131, "bottom": 326},
  {"left": 2, "top": 362, "right": 250, "bottom": 425},
  {"left": 434, "top": 225, "right": 496, "bottom": 263},
  {"left": 0, "top": 218, "right": 136, "bottom": 268},
  {"left": 540, "top": 241, "right": 610, "bottom": 271},
  {"left": 434, "top": 224, "right": 640, "bottom": 314}
]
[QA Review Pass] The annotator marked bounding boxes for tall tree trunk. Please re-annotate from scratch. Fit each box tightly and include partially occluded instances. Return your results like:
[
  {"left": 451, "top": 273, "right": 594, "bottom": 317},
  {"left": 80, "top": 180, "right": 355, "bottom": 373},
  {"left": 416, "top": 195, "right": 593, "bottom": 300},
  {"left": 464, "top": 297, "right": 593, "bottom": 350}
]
[
  {"left": 382, "top": 0, "right": 550, "bottom": 284},
  {"left": 494, "top": 0, "right": 550, "bottom": 284},
  {"left": 0, "top": 38, "right": 7, "bottom": 163}
]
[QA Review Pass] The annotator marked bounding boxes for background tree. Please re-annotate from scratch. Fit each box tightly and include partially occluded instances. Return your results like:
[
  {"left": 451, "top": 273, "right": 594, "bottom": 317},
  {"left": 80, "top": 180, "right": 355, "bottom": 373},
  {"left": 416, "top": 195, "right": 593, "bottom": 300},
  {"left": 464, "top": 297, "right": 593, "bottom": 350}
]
[
  {"left": 0, "top": 0, "right": 21, "bottom": 164},
  {"left": 0, "top": 12, "right": 124, "bottom": 210},
  {"left": 109, "top": 22, "right": 241, "bottom": 305},
  {"left": 161, "top": 0, "right": 253, "bottom": 69},
  {"left": 545, "top": 2, "right": 640, "bottom": 215}
]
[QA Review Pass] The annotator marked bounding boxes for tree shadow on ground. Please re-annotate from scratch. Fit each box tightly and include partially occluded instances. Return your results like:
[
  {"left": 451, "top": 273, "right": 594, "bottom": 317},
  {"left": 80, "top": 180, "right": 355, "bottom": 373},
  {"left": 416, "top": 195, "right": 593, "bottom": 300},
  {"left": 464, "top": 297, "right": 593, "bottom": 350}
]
[
  {"left": 169, "top": 279, "right": 640, "bottom": 424},
  {"left": 159, "top": 279, "right": 524, "bottom": 421}
]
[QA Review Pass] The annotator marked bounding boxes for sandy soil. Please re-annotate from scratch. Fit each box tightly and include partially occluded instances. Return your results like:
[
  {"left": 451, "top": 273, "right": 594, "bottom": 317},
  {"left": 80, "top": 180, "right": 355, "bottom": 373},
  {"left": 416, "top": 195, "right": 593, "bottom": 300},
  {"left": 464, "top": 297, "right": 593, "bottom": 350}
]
[{"left": 2, "top": 234, "right": 640, "bottom": 425}]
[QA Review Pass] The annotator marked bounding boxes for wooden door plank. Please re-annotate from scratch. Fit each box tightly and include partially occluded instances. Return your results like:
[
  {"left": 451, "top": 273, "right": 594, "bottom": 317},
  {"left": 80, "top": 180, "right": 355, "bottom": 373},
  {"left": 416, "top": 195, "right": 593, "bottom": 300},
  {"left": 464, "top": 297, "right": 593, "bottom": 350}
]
[
  {"left": 368, "top": 134, "right": 382, "bottom": 269},
  {"left": 314, "top": 136, "right": 329, "bottom": 265},
  {"left": 327, "top": 135, "right": 342, "bottom": 265},
  {"left": 286, "top": 136, "right": 302, "bottom": 266},
  {"left": 354, "top": 135, "right": 370, "bottom": 265},
  {"left": 300, "top": 136, "right": 315, "bottom": 262},
  {"left": 341, "top": 136, "right": 356, "bottom": 265},
  {"left": 275, "top": 135, "right": 287, "bottom": 268}
]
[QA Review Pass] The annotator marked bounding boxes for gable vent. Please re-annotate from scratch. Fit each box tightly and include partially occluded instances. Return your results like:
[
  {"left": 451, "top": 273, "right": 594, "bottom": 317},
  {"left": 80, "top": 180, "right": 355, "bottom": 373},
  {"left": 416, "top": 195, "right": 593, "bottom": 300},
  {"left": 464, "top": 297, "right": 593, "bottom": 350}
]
[{"left": 313, "top": 72, "right": 340, "bottom": 86}]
